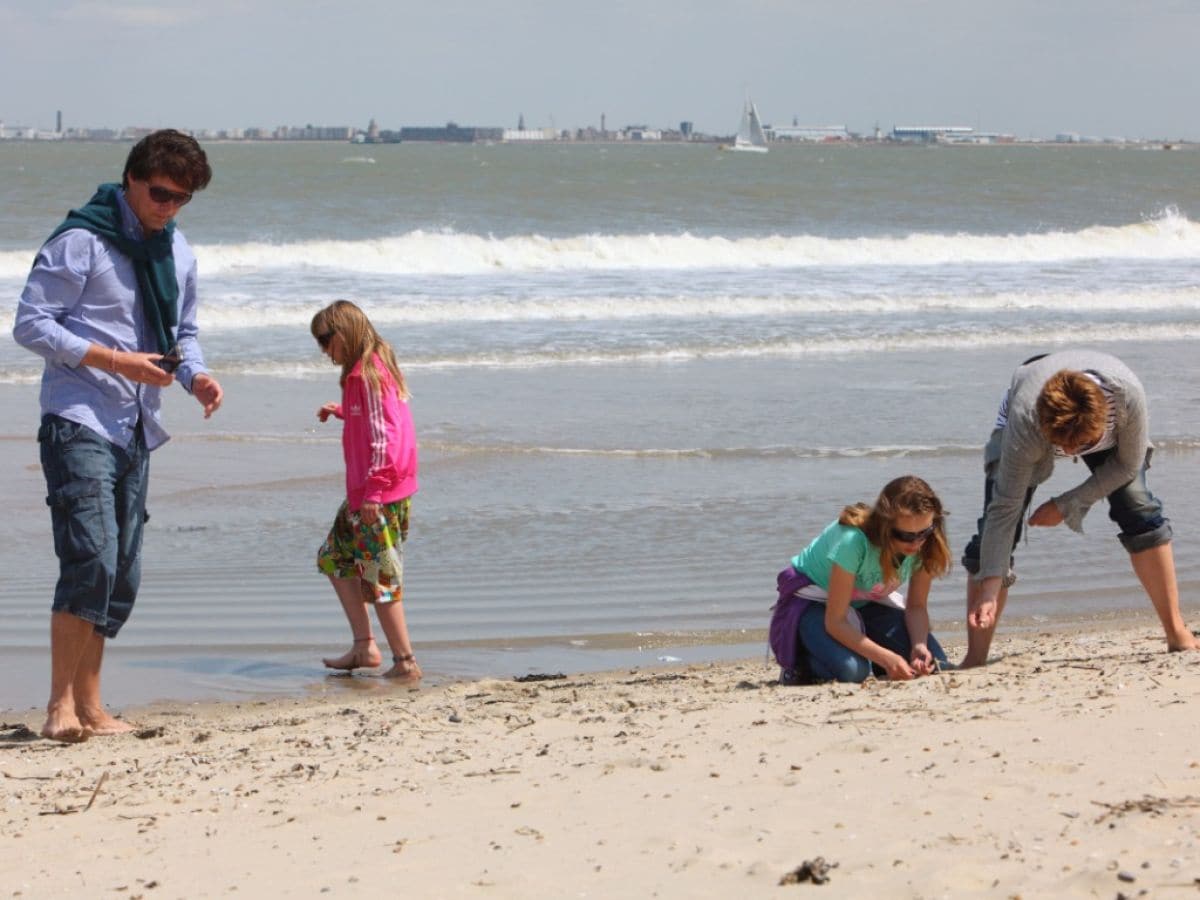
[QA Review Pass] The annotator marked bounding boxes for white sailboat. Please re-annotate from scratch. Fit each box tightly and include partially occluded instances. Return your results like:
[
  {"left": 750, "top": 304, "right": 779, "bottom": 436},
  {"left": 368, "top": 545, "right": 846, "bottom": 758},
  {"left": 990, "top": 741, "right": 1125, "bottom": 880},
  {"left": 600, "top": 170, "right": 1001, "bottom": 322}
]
[{"left": 722, "top": 99, "right": 769, "bottom": 153}]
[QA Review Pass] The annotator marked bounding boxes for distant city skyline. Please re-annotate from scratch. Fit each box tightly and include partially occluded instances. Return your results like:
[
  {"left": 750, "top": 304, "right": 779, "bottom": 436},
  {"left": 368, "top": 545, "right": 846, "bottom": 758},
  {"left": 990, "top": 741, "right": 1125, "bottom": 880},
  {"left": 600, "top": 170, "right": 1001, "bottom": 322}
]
[{"left": 2, "top": 1, "right": 1198, "bottom": 141}]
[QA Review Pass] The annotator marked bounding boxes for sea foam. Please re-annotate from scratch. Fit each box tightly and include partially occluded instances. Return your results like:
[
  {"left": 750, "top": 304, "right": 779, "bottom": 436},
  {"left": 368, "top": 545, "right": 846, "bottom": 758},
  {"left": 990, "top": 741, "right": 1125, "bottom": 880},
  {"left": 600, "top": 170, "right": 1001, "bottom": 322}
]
[
  {"left": 2, "top": 211, "right": 1196, "bottom": 280},
  {"left": 197, "top": 211, "right": 1200, "bottom": 274}
]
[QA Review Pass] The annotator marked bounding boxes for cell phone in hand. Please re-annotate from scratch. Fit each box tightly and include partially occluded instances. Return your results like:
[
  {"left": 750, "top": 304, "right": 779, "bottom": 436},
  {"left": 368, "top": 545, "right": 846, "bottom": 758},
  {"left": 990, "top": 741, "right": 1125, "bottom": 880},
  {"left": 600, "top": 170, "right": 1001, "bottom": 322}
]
[{"left": 157, "top": 344, "right": 182, "bottom": 373}]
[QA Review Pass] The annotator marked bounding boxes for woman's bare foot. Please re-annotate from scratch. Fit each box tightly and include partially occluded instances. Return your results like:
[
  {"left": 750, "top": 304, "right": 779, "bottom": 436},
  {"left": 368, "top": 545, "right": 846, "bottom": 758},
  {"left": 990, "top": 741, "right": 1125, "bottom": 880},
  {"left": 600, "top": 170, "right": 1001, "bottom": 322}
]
[
  {"left": 41, "top": 705, "right": 90, "bottom": 743},
  {"left": 382, "top": 653, "right": 422, "bottom": 684},
  {"left": 77, "top": 706, "right": 136, "bottom": 736},
  {"left": 322, "top": 637, "right": 383, "bottom": 671}
]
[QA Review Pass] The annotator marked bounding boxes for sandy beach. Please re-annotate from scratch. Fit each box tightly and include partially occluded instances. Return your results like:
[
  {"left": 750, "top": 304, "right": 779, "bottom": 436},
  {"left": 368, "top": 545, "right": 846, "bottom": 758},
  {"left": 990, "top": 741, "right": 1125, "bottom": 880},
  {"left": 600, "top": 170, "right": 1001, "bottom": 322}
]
[{"left": 3, "top": 621, "right": 1198, "bottom": 899}]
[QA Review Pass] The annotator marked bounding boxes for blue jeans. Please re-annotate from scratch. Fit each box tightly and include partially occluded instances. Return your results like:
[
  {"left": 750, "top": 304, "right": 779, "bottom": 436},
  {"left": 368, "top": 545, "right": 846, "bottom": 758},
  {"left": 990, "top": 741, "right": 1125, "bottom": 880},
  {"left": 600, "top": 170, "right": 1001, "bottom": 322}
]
[
  {"left": 797, "top": 601, "right": 948, "bottom": 683},
  {"left": 962, "top": 447, "right": 1172, "bottom": 575},
  {"left": 1080, "top": 448, "right": 1172, "bottom": 552},
  {"left": 39, "top": 415, "right": 150, "bottom": 638},
  {"left": 960, "top": 464, "right": 1035, "bottom": 580}
]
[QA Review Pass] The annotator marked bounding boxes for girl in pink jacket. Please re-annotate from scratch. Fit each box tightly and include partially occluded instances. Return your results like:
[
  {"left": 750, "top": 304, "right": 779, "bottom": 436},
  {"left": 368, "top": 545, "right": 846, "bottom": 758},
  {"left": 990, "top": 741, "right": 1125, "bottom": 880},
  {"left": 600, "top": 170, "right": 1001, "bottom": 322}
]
[{"left": 311, "top": 301, "right": 421, "bottom": 682}]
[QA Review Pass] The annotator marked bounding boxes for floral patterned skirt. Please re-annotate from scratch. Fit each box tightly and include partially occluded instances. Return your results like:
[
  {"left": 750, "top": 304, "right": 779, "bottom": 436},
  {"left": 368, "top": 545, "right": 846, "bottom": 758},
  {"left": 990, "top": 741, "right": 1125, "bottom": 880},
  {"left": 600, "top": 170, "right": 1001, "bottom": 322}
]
[{"left": 317, "top": 498, "right": 410, "bottom": 604}]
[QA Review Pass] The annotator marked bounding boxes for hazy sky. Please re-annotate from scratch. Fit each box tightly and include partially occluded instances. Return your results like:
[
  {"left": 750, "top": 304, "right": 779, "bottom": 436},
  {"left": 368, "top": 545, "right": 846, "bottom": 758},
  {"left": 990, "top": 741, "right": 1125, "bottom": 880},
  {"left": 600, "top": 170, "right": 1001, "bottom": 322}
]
[{"left": 2, "top": 0, "right": 1198, "bottom": 139}]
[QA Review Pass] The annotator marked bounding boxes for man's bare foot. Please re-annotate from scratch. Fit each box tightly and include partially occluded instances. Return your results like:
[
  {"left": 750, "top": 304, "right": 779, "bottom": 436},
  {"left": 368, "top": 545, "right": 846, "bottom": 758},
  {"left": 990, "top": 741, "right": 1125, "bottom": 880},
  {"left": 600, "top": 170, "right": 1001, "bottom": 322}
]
[
  {"left": 41, "top": 706, "right": 90, "bottom": 743},
  {"left": 382, "top": 654, "right": 422, "bottom": 684},
  {"left": 78, "top": 708, "right": 136, "bottom": 736},
  {"left": 322, "top": 638, "right": 383, "bottom": 671}
]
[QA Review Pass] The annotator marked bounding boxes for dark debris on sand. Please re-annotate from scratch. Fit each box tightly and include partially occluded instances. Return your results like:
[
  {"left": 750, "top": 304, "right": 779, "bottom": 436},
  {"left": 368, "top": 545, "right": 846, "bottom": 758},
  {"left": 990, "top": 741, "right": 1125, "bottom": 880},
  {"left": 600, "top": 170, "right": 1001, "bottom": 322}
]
[
  {"left": 780, "top": 857, "right": 839, "bottom": 886},
  {"left": 0, "top": 723, "right": 41, "bottom": 745}
]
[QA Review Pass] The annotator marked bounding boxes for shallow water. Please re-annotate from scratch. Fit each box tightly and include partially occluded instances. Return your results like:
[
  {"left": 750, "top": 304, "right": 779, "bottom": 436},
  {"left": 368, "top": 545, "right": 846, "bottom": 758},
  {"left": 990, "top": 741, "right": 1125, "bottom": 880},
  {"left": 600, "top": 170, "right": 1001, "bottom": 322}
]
[{"left": 1, "top": 143, "right": 1198, "bottom": 711}]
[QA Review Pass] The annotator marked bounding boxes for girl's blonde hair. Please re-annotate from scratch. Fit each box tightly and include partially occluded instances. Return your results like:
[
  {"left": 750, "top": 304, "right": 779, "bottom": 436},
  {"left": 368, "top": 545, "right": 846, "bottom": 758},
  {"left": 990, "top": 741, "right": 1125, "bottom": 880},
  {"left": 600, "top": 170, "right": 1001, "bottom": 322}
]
[
  {"left": 311, "top": 300, "right": 410, "bottom": 399},
  {"left": 838, "top": 475, "right": 951, "bottom": 585}
]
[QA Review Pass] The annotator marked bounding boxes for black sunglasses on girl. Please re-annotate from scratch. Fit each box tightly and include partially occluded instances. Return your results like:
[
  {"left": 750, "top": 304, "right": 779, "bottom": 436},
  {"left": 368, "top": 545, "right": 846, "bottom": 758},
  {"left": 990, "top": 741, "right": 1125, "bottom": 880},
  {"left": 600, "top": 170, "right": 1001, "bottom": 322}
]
[
  {"left": 316, "top": 331, "right": 334, "bottom": 348},
  {"left": 892, "top": 525, "right": 936, "bottom": 543}
]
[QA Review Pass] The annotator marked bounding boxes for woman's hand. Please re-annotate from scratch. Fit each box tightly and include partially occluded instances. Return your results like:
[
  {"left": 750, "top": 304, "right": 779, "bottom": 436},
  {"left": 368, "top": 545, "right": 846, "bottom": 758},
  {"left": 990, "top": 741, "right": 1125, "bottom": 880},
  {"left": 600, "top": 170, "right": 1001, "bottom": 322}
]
[
  {"left": 882, "top": 653, "right": 916, "bottom": 681},
  {"left": 317, "top": 402, "right": 340, "bottom": 422},
  {"left": 910, "top": 644, "right": 936, "bottom": 676},
  {"left": 359, "top": 502, "right": 381, "bottom": 525}
]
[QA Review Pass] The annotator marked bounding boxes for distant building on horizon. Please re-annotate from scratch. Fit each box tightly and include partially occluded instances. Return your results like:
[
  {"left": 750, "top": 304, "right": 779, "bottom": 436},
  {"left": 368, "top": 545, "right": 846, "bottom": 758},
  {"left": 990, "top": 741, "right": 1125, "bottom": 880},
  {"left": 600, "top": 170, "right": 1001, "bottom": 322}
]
[
  {"left": 503, "top": 127, "right": 556, "bottom": 142},
  {"left": 626, "top": 126, "right": 662, "bottom": 141},
  {"left": 399, "top": 122, "right": 503, "bottom": 143},
  {"left": 890, "top": 125, "right": 1019, "bottom": 144},
  {"left": 274, "top": 124, "right": 353, "bottom": 141},
  {"left": 0, "top": 121, "right": 64, "bottom": 140},
  {"left": 770, "top": 124, "right": 851, "bottom": 142},
  {"left": 890, "top": 125, "right": 973, "bottom": 143}
]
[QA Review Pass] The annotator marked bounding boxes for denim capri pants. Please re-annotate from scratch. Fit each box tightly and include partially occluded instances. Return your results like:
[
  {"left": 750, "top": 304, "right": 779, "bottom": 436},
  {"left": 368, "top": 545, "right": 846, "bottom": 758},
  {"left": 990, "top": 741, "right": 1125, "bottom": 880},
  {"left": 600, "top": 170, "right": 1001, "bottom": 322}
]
[
  {"left": 39, "top": 414, "right": 150, "bottom": 639},
  {"left": 962, "top": 445, "right": 1172, "bottom": 577}
]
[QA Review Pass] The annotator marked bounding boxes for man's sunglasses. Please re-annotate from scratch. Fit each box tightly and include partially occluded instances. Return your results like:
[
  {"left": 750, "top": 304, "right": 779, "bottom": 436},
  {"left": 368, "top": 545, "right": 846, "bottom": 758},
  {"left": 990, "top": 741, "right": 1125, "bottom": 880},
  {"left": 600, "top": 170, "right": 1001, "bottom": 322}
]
[
  {"left": 147, "top": 184, "right": 193, "bottom": 207},
  {"left": 892, "top": 525, "right": 936, "bottom": 544}
]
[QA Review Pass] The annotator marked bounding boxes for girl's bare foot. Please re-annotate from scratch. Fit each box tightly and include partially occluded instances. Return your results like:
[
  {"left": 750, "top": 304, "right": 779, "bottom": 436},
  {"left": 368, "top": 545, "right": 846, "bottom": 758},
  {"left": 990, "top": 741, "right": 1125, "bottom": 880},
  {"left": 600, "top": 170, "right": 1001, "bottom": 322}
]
[
  {"left": 382, "top": 653, "right": 422, "bottom": 684},
  {"left": 322, "top": 637, "right": 383, "bottom": 671}
]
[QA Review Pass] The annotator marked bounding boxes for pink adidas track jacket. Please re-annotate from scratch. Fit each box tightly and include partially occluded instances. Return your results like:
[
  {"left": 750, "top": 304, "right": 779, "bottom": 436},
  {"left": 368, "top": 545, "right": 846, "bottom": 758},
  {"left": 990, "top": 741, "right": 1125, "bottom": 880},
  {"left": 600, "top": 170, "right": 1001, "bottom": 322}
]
[{"left": 333, "top": 355, "right": 418, "bottom": 510}]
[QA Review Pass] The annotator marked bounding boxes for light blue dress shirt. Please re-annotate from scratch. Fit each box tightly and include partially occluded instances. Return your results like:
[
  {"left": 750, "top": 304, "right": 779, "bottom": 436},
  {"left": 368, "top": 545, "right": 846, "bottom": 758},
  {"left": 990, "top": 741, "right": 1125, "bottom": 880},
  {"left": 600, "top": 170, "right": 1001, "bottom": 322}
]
[{"left": 13, "top": 189, "right": 211, "bottom": 451}]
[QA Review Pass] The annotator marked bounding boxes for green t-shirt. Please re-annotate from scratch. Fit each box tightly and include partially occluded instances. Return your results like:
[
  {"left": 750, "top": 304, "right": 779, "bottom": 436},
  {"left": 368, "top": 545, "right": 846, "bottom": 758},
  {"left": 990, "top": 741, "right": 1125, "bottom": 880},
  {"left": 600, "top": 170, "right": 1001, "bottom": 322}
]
[{"left": 790, "top": 520, "right": 922, "bottom": 606}]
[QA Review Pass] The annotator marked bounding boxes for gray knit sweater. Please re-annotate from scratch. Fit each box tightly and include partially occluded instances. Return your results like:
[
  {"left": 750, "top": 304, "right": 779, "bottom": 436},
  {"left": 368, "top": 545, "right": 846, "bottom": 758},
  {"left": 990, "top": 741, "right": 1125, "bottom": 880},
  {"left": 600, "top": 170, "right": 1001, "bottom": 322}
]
[{"left": 976, "top": 349, "right": 1150, "bottom": 581}]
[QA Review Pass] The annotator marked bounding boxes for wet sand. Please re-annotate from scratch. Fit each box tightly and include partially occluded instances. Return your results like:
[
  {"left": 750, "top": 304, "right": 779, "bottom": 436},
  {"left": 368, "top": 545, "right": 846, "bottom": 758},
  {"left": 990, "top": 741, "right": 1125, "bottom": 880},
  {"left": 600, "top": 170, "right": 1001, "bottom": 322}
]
[{"left": 3, "top": 622, "right": 1198, "bottom": 898}]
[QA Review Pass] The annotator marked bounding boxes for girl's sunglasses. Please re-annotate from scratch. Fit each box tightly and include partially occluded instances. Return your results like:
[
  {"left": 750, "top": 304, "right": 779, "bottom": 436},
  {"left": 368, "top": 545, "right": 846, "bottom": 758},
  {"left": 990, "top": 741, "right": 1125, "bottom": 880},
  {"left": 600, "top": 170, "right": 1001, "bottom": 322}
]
[
  {"left": 316, "top": 331, "right": 334, "bottom": 349},
  {"left": 892, "top": 525, "right": 936, "bottom": 543}
]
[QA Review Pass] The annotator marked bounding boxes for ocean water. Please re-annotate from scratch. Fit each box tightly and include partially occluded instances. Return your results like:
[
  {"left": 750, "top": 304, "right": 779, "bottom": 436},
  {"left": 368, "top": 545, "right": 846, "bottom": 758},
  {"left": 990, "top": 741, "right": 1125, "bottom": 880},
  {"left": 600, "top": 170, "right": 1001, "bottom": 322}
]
[{"left": 1, "top": 141, "right": 1198, "bottom": 711}]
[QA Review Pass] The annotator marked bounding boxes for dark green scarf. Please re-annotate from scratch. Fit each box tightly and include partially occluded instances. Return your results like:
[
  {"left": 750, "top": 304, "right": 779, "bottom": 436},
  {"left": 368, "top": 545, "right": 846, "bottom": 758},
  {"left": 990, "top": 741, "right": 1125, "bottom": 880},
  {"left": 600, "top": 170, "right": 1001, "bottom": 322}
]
[{"left": 48, "top": 182, "right": 178, "bottom": 354}]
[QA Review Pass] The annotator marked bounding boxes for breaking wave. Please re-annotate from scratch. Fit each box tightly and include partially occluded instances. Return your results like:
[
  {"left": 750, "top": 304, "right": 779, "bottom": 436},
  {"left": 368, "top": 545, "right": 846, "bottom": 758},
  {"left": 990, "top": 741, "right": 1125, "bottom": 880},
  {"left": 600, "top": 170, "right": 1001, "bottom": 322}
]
[{"left": 2, "top": 210, "right": 1196, "bottom": 279}]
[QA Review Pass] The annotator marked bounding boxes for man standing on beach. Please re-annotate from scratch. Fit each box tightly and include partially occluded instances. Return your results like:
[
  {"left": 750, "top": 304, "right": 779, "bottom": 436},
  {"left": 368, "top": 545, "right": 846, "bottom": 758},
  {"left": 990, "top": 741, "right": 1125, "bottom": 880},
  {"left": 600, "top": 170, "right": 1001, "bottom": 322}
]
[
  {"left": 13, "top": 129, "right": 223, "bottom": 742},
  {"left": 960, "top": 349, "right": 1198, "bottom": 667}
]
